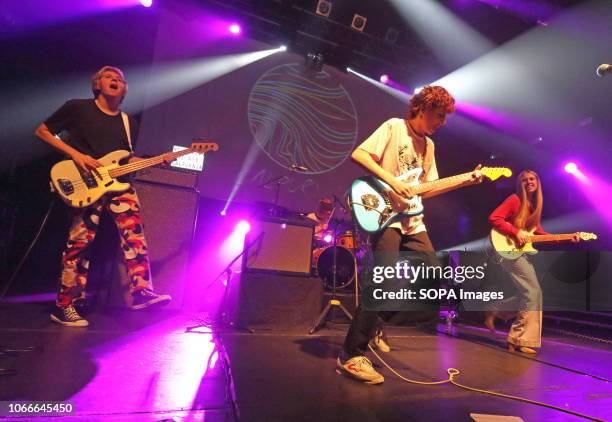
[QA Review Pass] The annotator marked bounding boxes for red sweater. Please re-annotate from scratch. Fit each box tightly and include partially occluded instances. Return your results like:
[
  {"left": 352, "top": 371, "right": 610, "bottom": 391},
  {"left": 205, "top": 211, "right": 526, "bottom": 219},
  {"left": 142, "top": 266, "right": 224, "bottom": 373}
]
[{"left": 488, "top": 194, "right": 548, "bottom": 237}]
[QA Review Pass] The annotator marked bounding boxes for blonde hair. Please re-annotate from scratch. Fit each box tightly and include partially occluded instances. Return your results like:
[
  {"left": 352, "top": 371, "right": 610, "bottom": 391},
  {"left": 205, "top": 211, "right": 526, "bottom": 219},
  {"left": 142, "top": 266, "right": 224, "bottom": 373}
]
[
  {"left": 91, "top": 66, "right": 128, "bottom": 102},
  {"left": 513, "top": 170, "right": 543, "bottom": 230}
]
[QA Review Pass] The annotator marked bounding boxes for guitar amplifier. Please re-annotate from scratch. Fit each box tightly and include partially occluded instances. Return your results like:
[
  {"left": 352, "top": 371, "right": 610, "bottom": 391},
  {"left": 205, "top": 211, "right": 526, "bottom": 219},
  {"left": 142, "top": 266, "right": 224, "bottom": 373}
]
[
  {"left": 243, "top": 218, "right": 314, "bottom": 276},
  {"left": 102, "top": 179, "right": 199, "bottom": 310},
  {"left": 135, "top": 166, "right": 199, "bottom": 190}
]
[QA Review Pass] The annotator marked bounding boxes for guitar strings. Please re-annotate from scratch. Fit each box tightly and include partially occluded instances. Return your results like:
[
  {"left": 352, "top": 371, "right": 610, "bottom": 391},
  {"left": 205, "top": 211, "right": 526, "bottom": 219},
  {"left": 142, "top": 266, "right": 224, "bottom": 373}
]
[{"left": 57, "top": 148, "right": 207, "bottom": 192}]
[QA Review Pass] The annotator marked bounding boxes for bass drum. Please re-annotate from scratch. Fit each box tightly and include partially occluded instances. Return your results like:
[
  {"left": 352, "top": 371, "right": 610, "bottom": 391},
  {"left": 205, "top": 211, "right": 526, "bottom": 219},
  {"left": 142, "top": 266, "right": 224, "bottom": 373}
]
[{"left": 312, "top": 246, "right": 355, "bottom": 290}]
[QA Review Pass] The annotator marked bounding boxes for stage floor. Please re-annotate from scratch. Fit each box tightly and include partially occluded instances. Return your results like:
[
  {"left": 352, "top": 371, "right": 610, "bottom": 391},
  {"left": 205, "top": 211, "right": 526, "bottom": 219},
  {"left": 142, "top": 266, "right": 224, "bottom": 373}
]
[{"left": 1, "top": 301, "right": 611, "bottom": 421}]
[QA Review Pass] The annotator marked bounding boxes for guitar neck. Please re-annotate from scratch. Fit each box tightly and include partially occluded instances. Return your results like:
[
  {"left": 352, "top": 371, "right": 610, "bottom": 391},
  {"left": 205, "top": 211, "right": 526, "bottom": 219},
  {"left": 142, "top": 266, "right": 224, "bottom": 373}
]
[
  {"left": 108, "top": 149, "right": 193, "bottom": 178},
  {"left": 527, "top": 233, "right": 574, "bottom": 243},
  {"left": 412, "top": 171, "right": 473, "bottom": 195}
]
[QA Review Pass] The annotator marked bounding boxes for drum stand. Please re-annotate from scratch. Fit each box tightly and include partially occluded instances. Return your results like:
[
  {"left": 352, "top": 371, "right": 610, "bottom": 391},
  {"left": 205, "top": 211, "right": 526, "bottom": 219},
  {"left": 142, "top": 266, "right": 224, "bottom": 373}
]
[{"left": 309, "top": 220, "right": 353, "bottom": 334}]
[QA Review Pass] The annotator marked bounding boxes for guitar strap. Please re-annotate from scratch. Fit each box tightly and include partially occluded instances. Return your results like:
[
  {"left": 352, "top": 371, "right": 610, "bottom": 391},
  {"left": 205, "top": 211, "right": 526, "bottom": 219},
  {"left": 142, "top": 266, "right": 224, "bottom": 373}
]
[
  {"left": 121, "top": 112, "right": 134, "bottom": 152},
  {"left": 422, "top": 138, "right": 432, "bottom": 176}
]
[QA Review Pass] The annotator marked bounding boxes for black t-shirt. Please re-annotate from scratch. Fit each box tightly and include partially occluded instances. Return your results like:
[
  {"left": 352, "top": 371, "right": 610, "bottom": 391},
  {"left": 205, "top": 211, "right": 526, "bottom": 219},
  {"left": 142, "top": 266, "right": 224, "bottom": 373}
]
[{"left": 44, "top": 99, "right": 139, "bottom": 159}]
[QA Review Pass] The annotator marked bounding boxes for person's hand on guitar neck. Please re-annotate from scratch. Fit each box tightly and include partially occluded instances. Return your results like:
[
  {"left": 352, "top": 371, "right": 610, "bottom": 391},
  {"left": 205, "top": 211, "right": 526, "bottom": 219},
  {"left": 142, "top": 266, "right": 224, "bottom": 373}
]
[
  {"left": 71, "top": 151, "right": 102, "bottom": 178},
  {"left": 470, "top": 164, "right": 483, "bottom": 184}
]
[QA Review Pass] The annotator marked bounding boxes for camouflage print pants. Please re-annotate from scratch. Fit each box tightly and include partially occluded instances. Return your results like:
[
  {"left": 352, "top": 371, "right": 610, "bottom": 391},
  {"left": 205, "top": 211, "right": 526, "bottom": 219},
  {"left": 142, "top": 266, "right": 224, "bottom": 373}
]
[{"left": 57, "top": 187, "right": 152, "bottom": 307}]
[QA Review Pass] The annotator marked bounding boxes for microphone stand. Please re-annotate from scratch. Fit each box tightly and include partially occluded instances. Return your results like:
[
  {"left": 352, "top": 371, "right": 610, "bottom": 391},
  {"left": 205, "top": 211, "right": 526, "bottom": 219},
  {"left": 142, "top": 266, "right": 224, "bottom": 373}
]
[{"left": 186, "top": 231, "right": 265, "bottom": 334}]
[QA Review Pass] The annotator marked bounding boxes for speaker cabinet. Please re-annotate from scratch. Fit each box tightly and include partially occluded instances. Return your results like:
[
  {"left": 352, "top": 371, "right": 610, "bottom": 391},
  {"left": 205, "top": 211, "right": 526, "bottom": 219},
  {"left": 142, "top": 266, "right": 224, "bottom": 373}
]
[
  {"left": 243, "top": 218, "right": 314, "bottom": 276},
  {"left": 237, "top": 272, "right": 323, "bottom": 329},
  {"left": 106, "top": 180, "right": 199, "bottom": 310}
]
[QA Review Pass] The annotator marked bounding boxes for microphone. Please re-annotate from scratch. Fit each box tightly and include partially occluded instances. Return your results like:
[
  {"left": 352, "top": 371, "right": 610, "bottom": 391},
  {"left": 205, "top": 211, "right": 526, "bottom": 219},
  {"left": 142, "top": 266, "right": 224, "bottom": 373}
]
[
  {"left": 596, "top": 64, "right": 612, "bottom": 77},
  {"left": 290, "top": 163, "right": 309, "bottom": 172}
]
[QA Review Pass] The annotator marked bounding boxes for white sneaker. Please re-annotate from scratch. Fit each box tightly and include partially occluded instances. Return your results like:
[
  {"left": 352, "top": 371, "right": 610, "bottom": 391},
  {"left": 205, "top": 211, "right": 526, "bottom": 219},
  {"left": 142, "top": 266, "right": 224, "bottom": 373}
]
[
  {"left": 369, "top": 331, "right": 391, "bottom": 353},
  {"left": 336, "top": 356, "right": 384, "bottom": 384},
  {"left": 50, "top": 305, "right": 89, "bottom": 327}
]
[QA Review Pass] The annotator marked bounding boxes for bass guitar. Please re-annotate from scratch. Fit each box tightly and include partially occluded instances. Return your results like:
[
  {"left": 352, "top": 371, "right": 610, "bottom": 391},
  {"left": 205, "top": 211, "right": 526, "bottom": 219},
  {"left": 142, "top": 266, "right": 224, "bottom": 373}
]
[{"left": 50, "top": 142, "right": 218, "bottom": 208}]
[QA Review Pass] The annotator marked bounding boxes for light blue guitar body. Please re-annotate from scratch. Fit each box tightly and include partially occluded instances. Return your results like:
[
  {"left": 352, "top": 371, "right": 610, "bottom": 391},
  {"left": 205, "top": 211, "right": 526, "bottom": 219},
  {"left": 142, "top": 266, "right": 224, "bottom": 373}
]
[{"left": 350, "top": 168, "right": 424, "bottom": 233}]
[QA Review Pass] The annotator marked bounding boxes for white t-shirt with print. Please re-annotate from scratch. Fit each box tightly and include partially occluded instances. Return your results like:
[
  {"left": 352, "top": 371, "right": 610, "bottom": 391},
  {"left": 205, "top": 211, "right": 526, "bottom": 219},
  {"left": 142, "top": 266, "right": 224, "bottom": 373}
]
[{"left": 356, "top": 117, "right": 439, "bottom": 235}]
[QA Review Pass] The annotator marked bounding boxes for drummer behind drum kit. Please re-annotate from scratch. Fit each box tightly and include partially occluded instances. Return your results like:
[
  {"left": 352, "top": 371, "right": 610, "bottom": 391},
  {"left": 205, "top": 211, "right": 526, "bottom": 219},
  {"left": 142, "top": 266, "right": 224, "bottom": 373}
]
[{"left": 311, "top": 220, "right": 367, "bottom": 290}]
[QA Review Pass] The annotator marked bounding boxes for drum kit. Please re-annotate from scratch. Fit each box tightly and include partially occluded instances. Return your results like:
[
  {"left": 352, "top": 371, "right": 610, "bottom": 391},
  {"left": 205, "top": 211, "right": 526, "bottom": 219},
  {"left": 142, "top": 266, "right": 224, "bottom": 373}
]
[{"left": 311, "top": 220, "right": 368, "bottom": 290}]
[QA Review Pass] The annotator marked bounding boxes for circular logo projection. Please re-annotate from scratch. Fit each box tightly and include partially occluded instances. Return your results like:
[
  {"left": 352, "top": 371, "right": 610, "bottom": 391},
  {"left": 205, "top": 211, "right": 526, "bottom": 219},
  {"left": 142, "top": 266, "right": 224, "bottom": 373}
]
[{"left": 248, "top": 63, "right": 358, "bottom": 174}]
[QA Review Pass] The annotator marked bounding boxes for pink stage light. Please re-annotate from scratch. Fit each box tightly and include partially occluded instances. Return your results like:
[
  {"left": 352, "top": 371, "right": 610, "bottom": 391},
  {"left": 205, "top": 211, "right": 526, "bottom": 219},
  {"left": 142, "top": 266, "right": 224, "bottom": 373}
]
[
  {"left": 380, "top": 74, "right": 389, "bottom": 84},
  {"left": 563, "top": 161, "right": 588, "bottom": 184},
  {"left": 140, "top": 0, "right": 152, "bottom": 7},
  {"left": 564, "top": 162, "right": 578, "bottom": 174},
  {"left": 323, "top": 234, "right": 333, "bottom": 243},
  {"left": 229, "top": 24, "right": 241, "bottom": 35},
  {"left": 236, "top": 220, "right": 250, "bottom": 234}
]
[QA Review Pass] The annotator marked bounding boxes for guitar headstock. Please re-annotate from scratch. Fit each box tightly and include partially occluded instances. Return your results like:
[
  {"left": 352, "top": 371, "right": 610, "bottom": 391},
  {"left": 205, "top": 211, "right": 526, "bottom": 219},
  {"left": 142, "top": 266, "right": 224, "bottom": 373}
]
[
  {"left": 578, "top": 232, "right": 598, "bottom": 241},
  {"left": 481, "top": 167, "right": 513, "bottom": 181},
  {"left": 190, "top": 142, "right": 219, "bottom": 153}
]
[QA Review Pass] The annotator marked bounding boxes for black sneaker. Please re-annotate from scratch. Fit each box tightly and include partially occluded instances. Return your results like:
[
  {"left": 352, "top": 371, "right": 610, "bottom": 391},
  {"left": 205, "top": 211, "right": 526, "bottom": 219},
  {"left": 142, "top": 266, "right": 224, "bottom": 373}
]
[
  {"left": 131, "top": 288, "right": 172, "bottom": 310},
  {"left": 50, "top": 305, "right": 89, "bottom": 327}
]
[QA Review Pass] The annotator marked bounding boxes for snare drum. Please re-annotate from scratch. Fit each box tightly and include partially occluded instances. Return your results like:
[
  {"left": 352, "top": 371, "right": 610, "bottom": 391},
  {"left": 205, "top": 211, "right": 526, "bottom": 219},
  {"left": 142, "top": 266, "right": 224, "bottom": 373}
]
[{"left": 312, "top": 246, "right": 355, "bottom": 289}]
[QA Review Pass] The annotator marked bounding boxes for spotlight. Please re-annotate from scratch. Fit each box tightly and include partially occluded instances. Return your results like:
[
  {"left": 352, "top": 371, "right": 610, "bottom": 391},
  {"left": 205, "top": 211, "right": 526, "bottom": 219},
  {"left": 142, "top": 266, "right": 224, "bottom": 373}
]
[
  {"left": 140, "top": 0, "right": 152, "bottom": 7},
  {"left": 236, "top": 220, "right": 251, "bottom": 234},
  {"left": 229, "top": 23, "right": 241, "bottom": 35},
  {"left": 564, "top": 162, "right": 578, "bottom": 174},
  {"left": 305, "top": 52, "right": 324, "bottom": 71},
  {"left": 316, "top": 0, "right": 332, "bottom": 17},
  {"left": 380, "top": 74, "right": 389, "bottom": 84},
  {"left": 414, "top": 86, "right": 423, "bottom": 94},
  {"left": 351, "top": 14, "right": 367, "bottom": 32},
  {"left": 278, "top": 45, "right": 287, "bottom": 52},
  {"left": 384, "top": 27, "right": 399, "bottom": 44},
  {"left": 220, "top": 210, "right": 227, "bottom": 216},
  {"left": 563, "top": 161, "right": 588, "bottom": 184},
  {"left": 323, "top": 234, "right": 333, "bottom": 243}
]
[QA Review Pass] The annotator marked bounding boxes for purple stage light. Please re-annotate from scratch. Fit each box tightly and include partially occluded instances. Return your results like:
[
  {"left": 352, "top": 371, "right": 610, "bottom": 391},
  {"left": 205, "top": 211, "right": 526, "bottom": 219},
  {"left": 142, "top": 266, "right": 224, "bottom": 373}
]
[
  {"left": 380, "top": 74, "right": 389, "bottom": 84},
  {"left": 563, "top": 161, "right": 588, "bottom": 184},
  {"left": 236, "top": 220, "right": 250, "bottom": 234},
  {"left": 564, "top": 162, "right": 578, "bottom": 174},
  {"left": 140, "top": 0, "right": 152, "bottom": 7},
  {"left": 229, "top": 23, "right": 241, "bottom": 35},
  {"left": 323, "top": 234, "right": 333, "bottom": 243}
]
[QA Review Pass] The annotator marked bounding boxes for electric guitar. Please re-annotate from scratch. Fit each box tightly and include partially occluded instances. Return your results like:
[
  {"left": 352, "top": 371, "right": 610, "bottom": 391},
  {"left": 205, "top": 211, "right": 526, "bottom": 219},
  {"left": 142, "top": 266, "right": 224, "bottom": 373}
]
[
  {"left": 50, "top": 142, "right": 218, "bottom": 208},
  {"left": 350, "top": 166, "right": 512, "bottom": 233},
  {"left": 490, "top": 228, "right": 597, "bottom": 260}
]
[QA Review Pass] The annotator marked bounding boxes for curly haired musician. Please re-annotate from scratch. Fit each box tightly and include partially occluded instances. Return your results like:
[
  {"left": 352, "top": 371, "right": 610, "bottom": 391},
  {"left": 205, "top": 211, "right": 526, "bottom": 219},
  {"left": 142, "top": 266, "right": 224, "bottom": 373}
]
[
  {"left": 337, "top": 86, "right": 482, "bottom": 384},
  {"left": 35, "top": 66, "right": 171, "bottom": 327}
]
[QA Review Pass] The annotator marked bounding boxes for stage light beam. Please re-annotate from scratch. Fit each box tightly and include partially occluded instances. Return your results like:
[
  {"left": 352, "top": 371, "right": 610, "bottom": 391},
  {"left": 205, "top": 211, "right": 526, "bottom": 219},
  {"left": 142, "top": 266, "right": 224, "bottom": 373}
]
[{"left": 229, "top": 24, "right": 241, "bottom": 35}]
